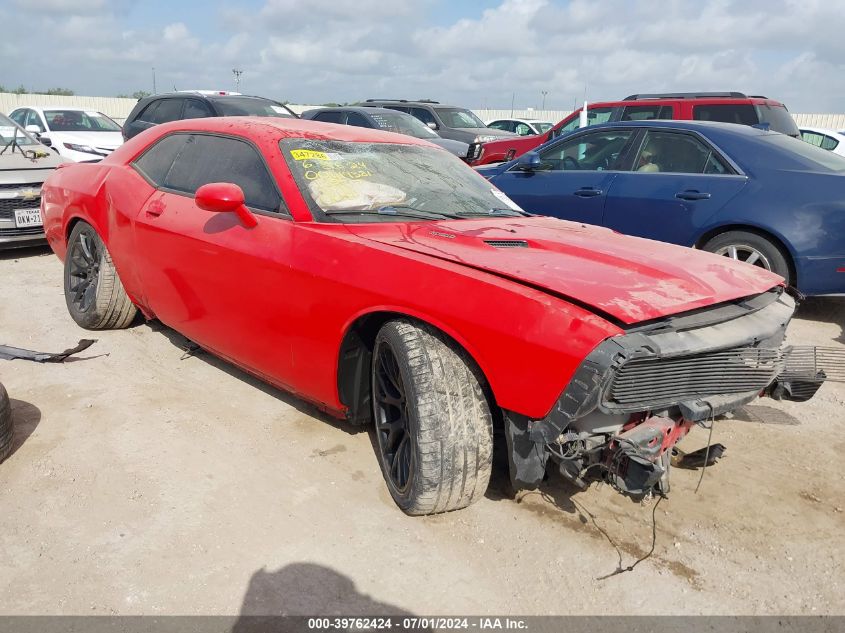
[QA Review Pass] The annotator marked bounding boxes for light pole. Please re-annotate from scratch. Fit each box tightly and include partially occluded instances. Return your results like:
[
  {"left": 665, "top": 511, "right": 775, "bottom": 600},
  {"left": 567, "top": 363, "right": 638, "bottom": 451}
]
[
  {"left": 232, "top": 68, "right": 243, "bottom": 92},
  {"left": 540, "top": 90, "right": 548, "bottom": 110}
]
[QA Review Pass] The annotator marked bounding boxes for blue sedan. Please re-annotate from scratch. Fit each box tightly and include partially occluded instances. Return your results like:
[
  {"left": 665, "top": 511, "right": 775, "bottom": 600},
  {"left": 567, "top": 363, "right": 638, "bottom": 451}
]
[{"left": 479, "top": 120, "right": 845, "bottom": 296}]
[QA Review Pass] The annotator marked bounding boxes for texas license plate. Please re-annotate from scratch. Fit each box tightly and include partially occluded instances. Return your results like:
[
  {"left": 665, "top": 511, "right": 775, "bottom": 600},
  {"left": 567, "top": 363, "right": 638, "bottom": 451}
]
[{"left": 14, "top": 208, "right": 42, "bottom": 228}]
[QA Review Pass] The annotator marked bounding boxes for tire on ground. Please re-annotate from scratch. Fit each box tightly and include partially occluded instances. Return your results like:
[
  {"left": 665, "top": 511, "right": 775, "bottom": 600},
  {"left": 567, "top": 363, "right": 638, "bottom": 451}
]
[
  {"left": 373, "top": 319, "right": 494, "bottom": 515},
  {"left": 0, "top": 382, "right": 13, "bottom": 464},
  {"left": 64, "top": 221, "right": 138, "bottom": 330},
  {"left": 702, "top": 230, "right": 792, "bottom": 285}
]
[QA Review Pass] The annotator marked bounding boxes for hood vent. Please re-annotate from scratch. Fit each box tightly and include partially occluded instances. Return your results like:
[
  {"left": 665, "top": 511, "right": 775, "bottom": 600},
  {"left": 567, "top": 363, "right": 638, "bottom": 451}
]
[{"left": 484, "top": 239, "right": 529, "bottom": 248}]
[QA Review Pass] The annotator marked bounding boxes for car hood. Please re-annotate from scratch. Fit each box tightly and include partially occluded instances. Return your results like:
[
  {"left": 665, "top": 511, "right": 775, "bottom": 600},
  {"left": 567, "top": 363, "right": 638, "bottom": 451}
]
[
  {"left": 454, "top": 127, "right": 516, "bottom": 138},
  {"left": 344, "top": 216, "right": 783, "bottom": 325},
  {"left": 48, "top": 131, "right": 123, "bottom": 149},
  {"left": 0, "top": 147, "right": 65, "bottom": 177},
  {"left": 429, "top": 137, "right": 470, "bottom": 156}
]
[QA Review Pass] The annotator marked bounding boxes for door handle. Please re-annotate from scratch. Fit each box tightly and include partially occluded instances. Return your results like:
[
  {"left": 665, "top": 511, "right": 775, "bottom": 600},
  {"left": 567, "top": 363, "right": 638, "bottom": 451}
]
[
  {"left": 574, "top": 187, "right": 603, "bottom": 198},
  {"left": 146, "top": 199, "right": 165, "bottom": 216},
  {"left": 675, "top": 190, "right": 711, "bottom": 201}
]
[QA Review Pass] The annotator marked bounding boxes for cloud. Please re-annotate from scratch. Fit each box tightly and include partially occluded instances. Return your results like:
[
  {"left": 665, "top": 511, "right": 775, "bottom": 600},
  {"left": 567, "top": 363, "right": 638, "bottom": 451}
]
[{"left": 1, "top": 0, "right": 842, "bottom": 112}]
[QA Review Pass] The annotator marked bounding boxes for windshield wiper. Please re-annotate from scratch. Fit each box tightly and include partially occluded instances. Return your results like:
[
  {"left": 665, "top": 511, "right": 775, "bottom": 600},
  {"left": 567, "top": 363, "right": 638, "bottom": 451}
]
[
  {"left": 455, "top": 208, "right": 528, "bottom": 217},
  {"left": 324, "top": 206, "right": 454, "bottom": 221}
]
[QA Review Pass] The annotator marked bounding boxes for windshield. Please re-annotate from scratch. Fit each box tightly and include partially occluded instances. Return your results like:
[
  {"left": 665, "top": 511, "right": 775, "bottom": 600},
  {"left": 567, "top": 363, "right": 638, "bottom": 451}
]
[
  {"left": 760, "top": 133, "right": 845, "bottom": 172},
  {"left": 367, "top": 111, "right": 438, "bottom": 139},
  {"left": 213, "top": 97, "right": 295, "bottom": 118},
  {"left": 280, "top": 139, "right": 525, "bottom": 223},
  {"left": 0, "top": 113, "right": 39, "bottom": 147},
  {"left": 44, "top": 109, "right": 121, "bottom": 132},
  {"left": 534, "top": 122, "right": 553, "bottom": 134},
  {"left": 756, "top": 104, "right": 800, "bottom": 137},
  {"left": 434, "top": 108, "right": 487, "bottom": 129}
]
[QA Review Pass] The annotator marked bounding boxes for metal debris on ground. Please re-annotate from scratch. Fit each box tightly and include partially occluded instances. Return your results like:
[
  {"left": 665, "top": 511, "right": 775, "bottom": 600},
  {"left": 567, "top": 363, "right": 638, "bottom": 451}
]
[{"left": 0, "top": 339, "right": 98, "bottom": 363}]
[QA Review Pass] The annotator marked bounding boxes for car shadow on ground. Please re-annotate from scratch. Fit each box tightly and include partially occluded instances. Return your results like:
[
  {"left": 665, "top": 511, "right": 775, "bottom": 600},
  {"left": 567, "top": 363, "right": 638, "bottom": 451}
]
[
  {"left": 5, "top": 398, "right": 41, "bottom": 461},
  {"left": 796, "top": 296, "right": 845, "bottom": 344},
  {"left": 0, "top": 245, "right": 51, "bottom": 261},
  {"left": 146, "top": 321, "right": 366, "bottom": 437},
  {"left": 231, "top": 563, "right": 430, "bottom": 632}
]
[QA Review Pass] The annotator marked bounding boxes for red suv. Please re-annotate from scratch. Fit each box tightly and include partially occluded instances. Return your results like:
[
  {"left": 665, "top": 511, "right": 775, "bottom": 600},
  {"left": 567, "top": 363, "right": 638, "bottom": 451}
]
[{"left": 470, "top": 92, "right": 800, "bottom": 166}]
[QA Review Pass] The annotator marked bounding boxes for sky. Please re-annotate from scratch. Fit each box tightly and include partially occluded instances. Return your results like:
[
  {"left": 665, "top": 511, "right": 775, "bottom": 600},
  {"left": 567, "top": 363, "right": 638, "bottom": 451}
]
[{"left": 1, "top": 0, "right": 844, "bottom": 112}]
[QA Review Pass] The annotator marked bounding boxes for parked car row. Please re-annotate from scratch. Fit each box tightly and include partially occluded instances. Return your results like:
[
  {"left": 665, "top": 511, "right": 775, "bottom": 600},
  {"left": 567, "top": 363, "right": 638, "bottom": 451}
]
[{"left": 39, "top": 115, "right": 830, "bottom": 514}]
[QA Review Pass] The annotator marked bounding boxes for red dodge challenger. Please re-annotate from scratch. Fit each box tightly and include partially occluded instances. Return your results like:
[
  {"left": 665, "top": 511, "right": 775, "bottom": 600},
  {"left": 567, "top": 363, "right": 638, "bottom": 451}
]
[{"left": 40, "top": 117, "right": 820, "bottom": 514}]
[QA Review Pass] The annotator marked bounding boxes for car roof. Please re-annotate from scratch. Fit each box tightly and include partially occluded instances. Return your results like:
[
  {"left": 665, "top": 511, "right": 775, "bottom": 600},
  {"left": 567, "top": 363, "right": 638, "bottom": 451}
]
[
  {"left": 138, "top": 115, "right": 436, "bottom": 146},
  {"left": 577, "top": 119, "right": 774, "bottom": 138},
  {"left": 17, "top": 105, "right": 100, "bottom": 112},
  {"left": 584, "top": 95, "right": 787, "bottom": 110},
  {"left": 306, "top": 106, "right": 400, "bottom": 115},
  {"left": 362, "top": 100, "right": 459, "bottom": 108},
  {"left": 491, "top": 118, "right": 551, "bottom": 124}
]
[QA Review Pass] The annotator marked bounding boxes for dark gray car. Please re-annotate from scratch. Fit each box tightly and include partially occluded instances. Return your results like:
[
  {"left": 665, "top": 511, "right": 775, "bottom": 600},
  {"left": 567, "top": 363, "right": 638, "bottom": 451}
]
[
  {"left": 358, "top": 100, "right": 516, "bottom": 151},
  {"left": 302, "top": 106, "right": 472, "bottom": 160}
]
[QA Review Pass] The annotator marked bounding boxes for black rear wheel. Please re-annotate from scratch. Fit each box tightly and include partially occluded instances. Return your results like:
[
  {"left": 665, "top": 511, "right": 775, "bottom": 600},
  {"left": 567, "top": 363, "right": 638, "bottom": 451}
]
[
  {"left": 0, "top": 383, "right": 12, "bottom": 464},
  {"left": 64, "top": 221, "right": 137, "bottom": 330}
]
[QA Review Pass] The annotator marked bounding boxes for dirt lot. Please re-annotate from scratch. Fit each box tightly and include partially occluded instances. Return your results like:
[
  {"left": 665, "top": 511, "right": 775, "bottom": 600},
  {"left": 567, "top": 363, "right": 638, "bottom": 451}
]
[{"left": 0, "top": 245, "right": 843, "bottom": 616}]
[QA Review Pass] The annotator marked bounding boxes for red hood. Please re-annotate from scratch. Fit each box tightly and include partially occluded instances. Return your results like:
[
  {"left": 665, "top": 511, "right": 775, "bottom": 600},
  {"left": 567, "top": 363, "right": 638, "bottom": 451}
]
[{"left": 345, "top": 216, "right": 783, "bottom": 325}]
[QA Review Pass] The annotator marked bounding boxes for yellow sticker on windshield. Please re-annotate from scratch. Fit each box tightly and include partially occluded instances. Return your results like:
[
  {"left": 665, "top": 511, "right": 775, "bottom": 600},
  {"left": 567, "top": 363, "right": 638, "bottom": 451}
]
[{"left": 291, "top": 149, "right": 329, "bottom": 161}]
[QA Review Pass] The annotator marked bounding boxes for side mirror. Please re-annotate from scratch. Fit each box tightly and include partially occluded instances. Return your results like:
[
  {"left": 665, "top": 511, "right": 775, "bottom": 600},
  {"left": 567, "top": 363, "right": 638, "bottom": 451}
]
[
  {"left": 426, "top": 122, "right": 438, "bottom": 130},
  {"left": 195, "top": 182, "right": 257, "bottom": 228},
  {"left": 25, "top": 124, "right": 42, "bottom": 136},
  {"left": 515, "top": 151, "right": 543, "bottom": 171}
]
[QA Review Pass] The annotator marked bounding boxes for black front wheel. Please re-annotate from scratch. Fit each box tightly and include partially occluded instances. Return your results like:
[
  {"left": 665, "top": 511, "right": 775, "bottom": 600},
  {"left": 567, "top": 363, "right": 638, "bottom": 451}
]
[
  {"left": 64, "top": 221, "right": 137, "bottom": 330},
  {"left": 372, "top": 320, "right": 493, "bottom": 515}
]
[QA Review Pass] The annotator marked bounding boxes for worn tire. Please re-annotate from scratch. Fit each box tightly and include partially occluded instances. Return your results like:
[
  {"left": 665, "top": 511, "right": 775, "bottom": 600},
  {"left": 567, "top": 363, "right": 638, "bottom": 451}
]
[
  {"left": 702, "top": 230, "right": 792, "bottom": 285},
  {"left": 64, "top": 221, "right": 137, "bottom": 330},
  {"left": 0, "top": 383, "right": 12, "bottom": 465},
  {"left": 372, "top": 319, "right": 493, "bottom": 515}
]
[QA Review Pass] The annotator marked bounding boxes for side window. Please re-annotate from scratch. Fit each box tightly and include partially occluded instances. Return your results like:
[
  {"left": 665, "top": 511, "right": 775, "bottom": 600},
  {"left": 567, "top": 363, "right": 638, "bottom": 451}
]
[
  {"left": 633, "top": 130, "right": 730, "bottom": 174},
  {"left": 162, "top": 135, "right": 284, "bottom": 213},
  {"left": 9, "top": 110, "right": 27, "bottom": 127},
  {"left": 137, "top": 101, "right": 161, "bottom": 123},
  {"left": 409, "top": 107, "right": 437, "bottom": 127},
  {"left": 551, "top": 107, "right": 615, "bottom": 139},
  {"left": 538, "top": 130, "right": 634, "bottom": 171},
  {"left": 183, "top": 99, "right": 213, "bottom": 119},
  {"left": 621, "top": 105, "right": 674, "bottom": 121},
  {"left": 801, "top": 131, "right": 824, "bottom": 147},
  {"left": 313, "top": 111, "right": 344, "bottom": 124},
  {"left": 133, "top": 134, "right": 189, "bottom": 185},
  {"left": 514, "top": 123, "right": 532, "bottom": 136},
  {"left": 488, "top": 120, "right": 511, "bottom": 132},
  {"left": 693, "top": 104, "right": 757, "bottom": 126},
  {"left": 384, "top": 106, "right": 410, "bottom": 114},
  {"left": 25, "top": 110, "right": 44, "bottom": 131},
  {"left": 148, "top": 99, "right": 183, "bottom": 124},
  {"left": 820, "top": 135, "right": 839, "bottom": 151},
  {"left": 345, "top": 112, "right": 372, "bottom": 128}
]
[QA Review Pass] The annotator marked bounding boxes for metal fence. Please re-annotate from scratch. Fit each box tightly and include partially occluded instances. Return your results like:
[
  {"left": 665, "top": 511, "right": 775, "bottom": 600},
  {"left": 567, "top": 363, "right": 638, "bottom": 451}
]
[{"left": 2, "top": 93, "right": 843, "bottom": 131}]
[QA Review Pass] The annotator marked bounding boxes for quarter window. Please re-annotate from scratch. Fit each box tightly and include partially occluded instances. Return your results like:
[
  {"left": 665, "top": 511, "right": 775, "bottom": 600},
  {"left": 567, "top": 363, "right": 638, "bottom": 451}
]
[
  {"left": 632, "top": 131, "right": 731, "bottom": 174},
  {"left": 693, "top": 104, "right": 757, "bottom": 126},
  {"left": 538, "top": 130, "right": 634, "bottom": 171},
  {"left": 820, "top": 135, "right": 839, "bottom": 151},
  {"left": 801, "top": 131, "right": 824, "bottom": 147},
  {"left": 145, "top": 99, "right": 183, "bottom": 124},
  {"left": 345, "top": 112, "right": 372, "bottom": 128}
]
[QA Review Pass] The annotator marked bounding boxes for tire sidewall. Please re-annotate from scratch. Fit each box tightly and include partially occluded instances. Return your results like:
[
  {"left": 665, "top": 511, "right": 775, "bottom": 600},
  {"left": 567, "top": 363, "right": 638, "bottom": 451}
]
[{"left": 372, "top": 329, "right": 424, "bottom": 513}]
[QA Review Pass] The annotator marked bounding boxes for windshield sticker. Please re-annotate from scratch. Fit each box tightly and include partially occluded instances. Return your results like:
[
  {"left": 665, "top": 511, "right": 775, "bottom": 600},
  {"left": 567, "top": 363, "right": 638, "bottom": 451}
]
[
  {"left": 491, "top": 188, "right": 523, "bottom": 211},
  {"left": 291, "top": 149, "right": 330, "bottom": 161}
]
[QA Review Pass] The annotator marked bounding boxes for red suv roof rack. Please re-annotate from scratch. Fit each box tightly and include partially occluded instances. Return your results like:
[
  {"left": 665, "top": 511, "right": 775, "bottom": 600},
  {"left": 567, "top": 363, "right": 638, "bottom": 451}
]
[{"left": 623, "top": 92, "right": 750, "bottom": 100}]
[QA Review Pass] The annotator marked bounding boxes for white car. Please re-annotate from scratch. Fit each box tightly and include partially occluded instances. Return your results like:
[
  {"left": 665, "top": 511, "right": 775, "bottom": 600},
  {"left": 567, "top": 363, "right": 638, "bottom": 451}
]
[
  {"left": 8, "top": 106, "right": 123, "bottom": 162},
  {"left": 486, "top": 118, "right": 554, "bottom": 136},
  {"left": 799, "top": 126, "right": 845, "bottom": 156}
]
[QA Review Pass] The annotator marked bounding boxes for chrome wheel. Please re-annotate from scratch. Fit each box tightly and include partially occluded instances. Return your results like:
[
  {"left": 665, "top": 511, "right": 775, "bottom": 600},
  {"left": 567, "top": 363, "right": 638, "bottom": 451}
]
[{"left": 713, "top": 243, "right": 773, "bottom": 271}]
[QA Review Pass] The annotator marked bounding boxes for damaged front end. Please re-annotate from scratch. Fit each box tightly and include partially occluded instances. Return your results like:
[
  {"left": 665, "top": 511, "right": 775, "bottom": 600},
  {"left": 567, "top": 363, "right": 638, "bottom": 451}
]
[{"left": 504, "top": 287, "right": 841, "bottom": 497}]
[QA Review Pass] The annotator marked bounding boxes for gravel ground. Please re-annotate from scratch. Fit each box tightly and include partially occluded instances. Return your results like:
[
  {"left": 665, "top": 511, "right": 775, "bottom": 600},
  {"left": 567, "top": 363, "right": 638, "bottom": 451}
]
[{"left": 0, "top": 245, "right": 843, "bottom": 616}]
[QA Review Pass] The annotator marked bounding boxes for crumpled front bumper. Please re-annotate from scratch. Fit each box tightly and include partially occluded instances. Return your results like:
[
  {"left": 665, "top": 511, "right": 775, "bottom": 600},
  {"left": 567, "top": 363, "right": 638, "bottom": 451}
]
[{"left": 529, "top": 287, "right": 798, "bottom": 444}]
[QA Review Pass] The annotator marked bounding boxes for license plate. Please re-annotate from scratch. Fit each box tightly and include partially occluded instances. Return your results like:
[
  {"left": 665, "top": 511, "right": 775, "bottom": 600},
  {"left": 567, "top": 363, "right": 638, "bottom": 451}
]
[{"left": 14, "top": 208, "right": 42, "bottom": 228}]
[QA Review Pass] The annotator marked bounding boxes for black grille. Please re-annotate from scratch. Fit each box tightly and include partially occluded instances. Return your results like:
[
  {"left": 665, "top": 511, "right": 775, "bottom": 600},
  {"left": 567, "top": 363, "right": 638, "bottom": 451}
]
[
  {"left": 782, "top": 346, "right": 845, "bottom": 382},
  {"left": 607, "top": 347, "right": 786, "bottom": 410},
  {"left": 0, "top": 197, "right": 41, "bottom": 221},
  {"left": 484, "top": 239, "right": 528, "bottom": 248},
  {"left": 0, "top": 182, "right": 42, "bottom": 190},
  {"left": 0, "top": 226, "right": 44, "bottom": 236}
]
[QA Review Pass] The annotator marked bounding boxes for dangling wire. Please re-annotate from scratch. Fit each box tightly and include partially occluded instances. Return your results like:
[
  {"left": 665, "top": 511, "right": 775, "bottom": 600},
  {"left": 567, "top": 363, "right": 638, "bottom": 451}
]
[{"left": 694, "top": 405, "right": 716, "bottom": 494}]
